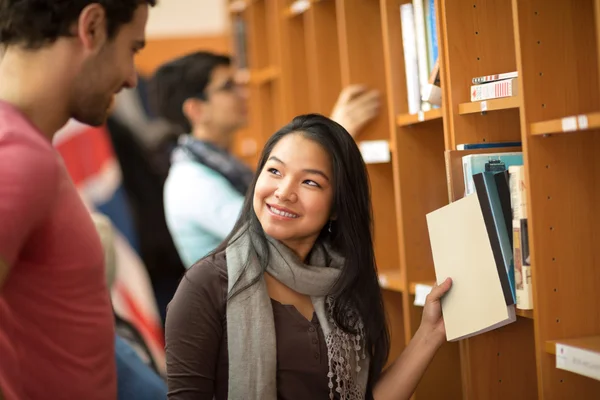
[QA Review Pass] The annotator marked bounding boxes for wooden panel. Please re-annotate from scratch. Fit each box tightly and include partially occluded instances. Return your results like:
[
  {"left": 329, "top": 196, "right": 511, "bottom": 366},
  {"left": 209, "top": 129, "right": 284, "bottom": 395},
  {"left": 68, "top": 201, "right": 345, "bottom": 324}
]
[
  {"left": 440, "top": 0, "right": 520, "bottom": 148},
  {"left": 279, "top": 2, "right": 311, "bottom": 119},
  {"left": 513, "top": 0, "right": 599, "bottom": 125},
  {"left": 460, "top": 319, "right": 538, "bottom": 400},
  {"left": 513, "top": 0, "right": 600, "bottom": 397},
  {"left": 336, "top": 0, "right": 399, "bottom": 274},
  {"left": 136, "top": 34, "right": 232, "bottom": 76},
  {"left": 518, "top": 132, "right": 600, "bottom": 399},
  {"left": 336, "top": 0, "right": 389, "bottom": 139},
  {"left": 407, "top": 299, "right": 463, "bottom": 399},
  {"left": 382, "top": 290, "right": 407, "bottom": 369},
  {"left": 305, "top": 1, "right": 342, "bottom": 115}
]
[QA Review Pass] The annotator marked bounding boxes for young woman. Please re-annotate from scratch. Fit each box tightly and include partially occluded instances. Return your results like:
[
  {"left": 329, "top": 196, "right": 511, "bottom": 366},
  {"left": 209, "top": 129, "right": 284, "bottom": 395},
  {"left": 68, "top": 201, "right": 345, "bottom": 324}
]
[{"left": 165, "top": 114, "right": 452, "bottom": 400}]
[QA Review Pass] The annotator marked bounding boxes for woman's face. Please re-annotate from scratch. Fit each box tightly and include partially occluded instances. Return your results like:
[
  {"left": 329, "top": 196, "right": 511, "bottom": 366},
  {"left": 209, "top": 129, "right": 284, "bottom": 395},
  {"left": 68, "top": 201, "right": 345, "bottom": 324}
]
[{"left": 253, "top": 132, "right": 334, "bottom": 259}]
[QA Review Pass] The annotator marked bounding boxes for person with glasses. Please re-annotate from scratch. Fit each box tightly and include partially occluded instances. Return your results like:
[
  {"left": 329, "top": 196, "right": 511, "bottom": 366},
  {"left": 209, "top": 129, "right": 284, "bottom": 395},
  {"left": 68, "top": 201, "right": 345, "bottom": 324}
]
[{"left": 149, "top": 51, "right": 380, "bottom": 269}]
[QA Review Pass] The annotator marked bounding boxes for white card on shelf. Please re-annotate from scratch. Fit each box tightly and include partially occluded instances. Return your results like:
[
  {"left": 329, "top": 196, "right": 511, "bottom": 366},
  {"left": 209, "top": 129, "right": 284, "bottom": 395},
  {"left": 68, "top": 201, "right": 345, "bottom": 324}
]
[
  {"left": 359, "top": 140, "right": 391, "bottom": 164},
  {"left": 480, "top": 101, "right": 488, "bottom": 112},
  {"left": 414, "top": 284, "right": 433, "bottom": 307},
  {"left": 555, "top": 343, "right": 600, "bottom": 381},
  {"left": 578, "top": 114, "right": 589, "bottom": 130},
  {"left": 561, "top": 116, "right": 577, "bottom": 132},
  {"left": 418, "top": 111, "right": 425, "bottom": 122}
]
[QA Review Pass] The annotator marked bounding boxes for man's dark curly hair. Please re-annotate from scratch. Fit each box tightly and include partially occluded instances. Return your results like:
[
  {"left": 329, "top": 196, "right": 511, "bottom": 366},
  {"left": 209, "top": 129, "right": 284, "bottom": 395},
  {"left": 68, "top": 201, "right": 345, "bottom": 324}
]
[{"left": 0, "top": 0, "right": 156, "bottom": 49}]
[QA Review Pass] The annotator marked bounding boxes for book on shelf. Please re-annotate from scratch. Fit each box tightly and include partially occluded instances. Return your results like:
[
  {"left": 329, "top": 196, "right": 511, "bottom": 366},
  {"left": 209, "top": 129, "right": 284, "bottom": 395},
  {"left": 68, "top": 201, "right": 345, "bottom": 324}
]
[
  {"left": 426, "top": 177, "right": 517, "bottom": 341},
  {"left": 471, "top": 71, "right": 518, "bottom": 85},
  {"left": 471, "top": 77, "right": 519, "bottom": 102},
  {"left": 462, "top": 152, "right": 523, "bottom": 196},
  {"left": 456, "top": 141, "right": 521, "bottom": 150},
  {"left": 509, "top": 165, "right": 533, "bottom": 310},
  {"left": 400, "top": 0, "right": 440, "bottom": 114}
]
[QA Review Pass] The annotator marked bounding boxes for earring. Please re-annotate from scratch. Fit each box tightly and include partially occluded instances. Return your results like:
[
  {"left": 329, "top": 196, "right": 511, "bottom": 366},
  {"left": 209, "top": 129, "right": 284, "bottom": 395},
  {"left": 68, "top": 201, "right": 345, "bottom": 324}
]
[{"left": 328, "top": 220, "right": 333, "bottom": 233}]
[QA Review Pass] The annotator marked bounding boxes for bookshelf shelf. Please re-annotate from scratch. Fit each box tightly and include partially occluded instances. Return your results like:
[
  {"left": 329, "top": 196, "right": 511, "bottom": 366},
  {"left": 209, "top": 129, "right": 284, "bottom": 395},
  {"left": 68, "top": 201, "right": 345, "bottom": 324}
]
[
  {"left": 545, "top": 336, "right": 600, "bottom": 356},
  {"left": 458, "top": 96, "right": 520, "bottom": 115},
  {"left": 396, "top": 108, "right": 443, "bottom": 127},
  {"left": 529, "top": 111, "right": 600, "bottom": 136},
  {"left": 516, "top": 309, "right": 534, "bottom": 320},
  {"left": 378, "top": 270, "right": 404, "bottom": 293}
]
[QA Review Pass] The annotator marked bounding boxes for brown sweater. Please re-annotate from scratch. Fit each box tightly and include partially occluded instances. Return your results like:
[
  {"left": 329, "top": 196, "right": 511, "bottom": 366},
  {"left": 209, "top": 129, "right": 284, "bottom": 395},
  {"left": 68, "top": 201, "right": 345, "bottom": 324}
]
[{"left": 165, "top": 250, "right": 335, "bottom": 399}]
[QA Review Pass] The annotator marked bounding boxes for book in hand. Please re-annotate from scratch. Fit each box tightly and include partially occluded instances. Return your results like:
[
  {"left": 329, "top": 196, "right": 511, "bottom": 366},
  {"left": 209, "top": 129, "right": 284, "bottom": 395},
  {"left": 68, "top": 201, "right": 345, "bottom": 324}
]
[{"left": 426, "top": 177, "right": 516, "bottom": 341}]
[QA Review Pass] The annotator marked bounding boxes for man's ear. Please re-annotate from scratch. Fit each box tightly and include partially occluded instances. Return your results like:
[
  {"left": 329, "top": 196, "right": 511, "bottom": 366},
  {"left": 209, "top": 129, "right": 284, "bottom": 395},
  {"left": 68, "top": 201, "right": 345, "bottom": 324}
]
[
  {"left": 77, "top": 4, "right": 108, "bottom": 52},
  {"left": 183, "top": 97, "right": 206, "bottom": 125}
]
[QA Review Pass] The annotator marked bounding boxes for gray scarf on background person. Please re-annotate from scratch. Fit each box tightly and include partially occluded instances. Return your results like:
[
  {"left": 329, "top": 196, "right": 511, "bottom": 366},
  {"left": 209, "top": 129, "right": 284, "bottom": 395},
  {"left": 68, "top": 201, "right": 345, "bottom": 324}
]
[{"left": 225, "top": 226, "right": 370, "bottom": 400}]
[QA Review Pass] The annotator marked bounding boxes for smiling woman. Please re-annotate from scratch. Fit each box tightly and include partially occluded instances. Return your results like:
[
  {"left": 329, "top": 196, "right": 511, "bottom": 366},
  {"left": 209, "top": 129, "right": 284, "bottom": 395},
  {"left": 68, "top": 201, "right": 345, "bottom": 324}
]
[{"left": 165, "top": 113, "right": 453, "bottom": 400}]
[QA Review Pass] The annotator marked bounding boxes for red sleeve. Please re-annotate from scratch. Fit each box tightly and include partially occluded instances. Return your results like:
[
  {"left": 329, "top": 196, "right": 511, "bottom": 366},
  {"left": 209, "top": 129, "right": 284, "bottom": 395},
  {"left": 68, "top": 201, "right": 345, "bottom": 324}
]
[{"left": 0, "top": 132, "right": 59, "bottom": 266}]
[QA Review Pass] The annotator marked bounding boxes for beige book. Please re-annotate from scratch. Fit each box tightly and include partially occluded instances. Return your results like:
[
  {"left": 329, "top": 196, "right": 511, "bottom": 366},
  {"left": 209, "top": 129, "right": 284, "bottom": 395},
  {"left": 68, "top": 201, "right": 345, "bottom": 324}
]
[{"left": 426, "top": 194, "right": 516, "bottom": 341}]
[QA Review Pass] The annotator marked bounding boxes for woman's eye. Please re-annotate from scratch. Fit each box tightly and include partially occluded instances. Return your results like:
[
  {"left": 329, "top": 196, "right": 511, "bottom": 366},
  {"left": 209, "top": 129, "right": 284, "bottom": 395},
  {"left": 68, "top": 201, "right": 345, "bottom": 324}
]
[
  {"left": 304, "top": 180, "right": 320, "bottom": 188},
  {"left": 267, "top": 168, "right": 281, "bottom": 176}
]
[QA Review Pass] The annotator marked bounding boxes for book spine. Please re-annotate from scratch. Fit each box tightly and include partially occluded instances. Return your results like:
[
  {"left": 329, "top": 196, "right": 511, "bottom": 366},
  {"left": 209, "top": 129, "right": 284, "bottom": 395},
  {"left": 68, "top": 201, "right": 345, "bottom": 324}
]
[
  {"left": 471, "top": 71, "right": 518, "bottom": 84},
  {"left": 400, "top": 4, "right": 421, "bottom": 115},
  {"left": 456, "top": 141, "right": 522, "bottom": 150},
  {"left": 412, "top": 0, "right": 431, "bottom": 111},
  {"left": 473, "top": 172, "right": 516, "bottom": 306},
  {"left": 471, "top": 78, "right": 519, "bottom": 101}
]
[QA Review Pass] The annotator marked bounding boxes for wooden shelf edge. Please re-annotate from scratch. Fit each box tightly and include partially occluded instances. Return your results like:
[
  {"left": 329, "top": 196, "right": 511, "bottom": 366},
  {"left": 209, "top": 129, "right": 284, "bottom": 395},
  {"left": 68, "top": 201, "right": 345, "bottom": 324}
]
[
  {"left": 396, "top": 108, "right": 443, "bottom": 127},
  {"left": 516, "top": 309, "right": 534, "bottom": 319},
  {"left": 545, "top": 335, "right": 600, "bottom": 355},
  {"left": 530, "top": 111, "right": 600, "bottom": 136},
  {"left": 378, "top": 271, "right": 404, "bottom": 293},
  {"left": 240, "top": 66, "right": 279, "bottom": 85},
  {"left": 458, "top": 96, "right": 520, "bottom": 115}
]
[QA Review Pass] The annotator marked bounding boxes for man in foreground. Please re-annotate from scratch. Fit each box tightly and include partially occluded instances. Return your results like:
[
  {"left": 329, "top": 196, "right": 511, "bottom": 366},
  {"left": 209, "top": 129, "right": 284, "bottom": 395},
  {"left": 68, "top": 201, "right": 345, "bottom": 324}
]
[{"left": 0, "top": 1, "right": 154, "bottom": 398}]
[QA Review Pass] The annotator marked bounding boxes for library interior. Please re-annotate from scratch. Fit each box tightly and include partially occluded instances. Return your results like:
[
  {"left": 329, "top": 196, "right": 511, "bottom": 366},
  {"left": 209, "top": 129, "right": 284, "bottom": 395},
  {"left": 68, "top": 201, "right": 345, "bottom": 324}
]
[{"left": 1, "top": 0, "right": 599, "bottom": 399}]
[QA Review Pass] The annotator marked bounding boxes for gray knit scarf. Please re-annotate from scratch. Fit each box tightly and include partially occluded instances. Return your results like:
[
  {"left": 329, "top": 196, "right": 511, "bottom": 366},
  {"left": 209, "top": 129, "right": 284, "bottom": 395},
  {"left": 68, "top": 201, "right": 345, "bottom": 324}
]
[{"left": 225, "top": 226, "right": 370, "bottom": 399}]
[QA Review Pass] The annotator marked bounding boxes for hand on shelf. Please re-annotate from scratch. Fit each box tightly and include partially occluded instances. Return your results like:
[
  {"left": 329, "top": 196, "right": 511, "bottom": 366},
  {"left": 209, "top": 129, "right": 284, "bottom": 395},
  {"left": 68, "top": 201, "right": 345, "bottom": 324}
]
[
  {"left": 330, "top": 85, "right": 380, "bottom": 138},
  {"left": 417, "top": 277, "right": 453, "bottom": 345}
]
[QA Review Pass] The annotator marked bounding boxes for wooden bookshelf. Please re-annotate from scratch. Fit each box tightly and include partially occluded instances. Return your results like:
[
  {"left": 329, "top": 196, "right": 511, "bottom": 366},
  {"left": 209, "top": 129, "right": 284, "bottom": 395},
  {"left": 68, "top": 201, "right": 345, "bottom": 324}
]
[{"left": 229, "top": 0, "right": 600, "bottom": 398}]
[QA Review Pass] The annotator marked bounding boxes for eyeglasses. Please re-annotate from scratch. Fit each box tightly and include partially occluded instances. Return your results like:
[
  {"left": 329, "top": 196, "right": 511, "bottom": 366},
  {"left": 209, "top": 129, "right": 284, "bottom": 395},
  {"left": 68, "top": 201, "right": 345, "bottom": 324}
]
[{"left": 197, "top": 79, "right": 245, "bottom": 100}]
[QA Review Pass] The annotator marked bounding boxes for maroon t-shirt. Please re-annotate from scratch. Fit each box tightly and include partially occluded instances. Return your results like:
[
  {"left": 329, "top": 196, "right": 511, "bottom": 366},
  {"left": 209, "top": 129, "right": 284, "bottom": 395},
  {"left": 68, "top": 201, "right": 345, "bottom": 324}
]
[{"left": 165, "top": 250, "right": 335, "bottom": 399}]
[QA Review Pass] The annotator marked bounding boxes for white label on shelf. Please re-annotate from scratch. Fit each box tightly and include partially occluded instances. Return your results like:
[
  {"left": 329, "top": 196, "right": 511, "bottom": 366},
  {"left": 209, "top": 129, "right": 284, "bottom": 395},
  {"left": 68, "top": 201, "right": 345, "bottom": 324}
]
[
  {"left": 556, "top": 343, "right": 600, "bottom": 381},
  {"left": 578, "top": 114, "right": 589, "bottom": 130},
  {"left": 414, "top": 284, "right": 433, "bottom": 307},
  {"left": 359, "top": 140, "right": 391, "bottom": 164},
  {"left": 480, "top": 101, "right": 488, "bottom": 112},
  {"left": 418, "top": 111, "right": 425, "bottom": 122},
  {"left": 378, "top": 274, "right": 388, "bottom": 288},
  {"left": 561, "top": 116, "right": 577, "bottom": 132},
  {"left": 291, "top": 0, "right": 310, "bottom": 14}
]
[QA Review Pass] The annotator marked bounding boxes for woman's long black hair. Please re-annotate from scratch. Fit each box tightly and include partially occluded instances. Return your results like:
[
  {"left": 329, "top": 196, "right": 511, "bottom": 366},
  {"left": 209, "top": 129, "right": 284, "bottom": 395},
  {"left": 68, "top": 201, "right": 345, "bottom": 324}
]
[{"left": 209, "top": 113, "right": 390, "bottom": 396}]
